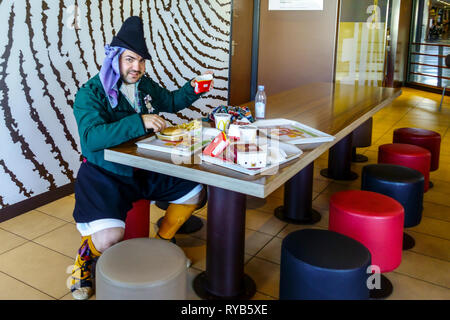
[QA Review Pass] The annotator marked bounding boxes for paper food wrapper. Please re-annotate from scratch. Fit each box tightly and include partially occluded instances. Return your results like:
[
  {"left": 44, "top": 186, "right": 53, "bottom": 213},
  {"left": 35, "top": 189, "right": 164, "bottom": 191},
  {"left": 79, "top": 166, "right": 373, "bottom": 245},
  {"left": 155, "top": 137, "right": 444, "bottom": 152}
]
[
  {"left": 235, "top": 143, "right": 267, "bottom": 168},
  {"left": 203, "top": 131, "right": 229, "bottom": 157}
]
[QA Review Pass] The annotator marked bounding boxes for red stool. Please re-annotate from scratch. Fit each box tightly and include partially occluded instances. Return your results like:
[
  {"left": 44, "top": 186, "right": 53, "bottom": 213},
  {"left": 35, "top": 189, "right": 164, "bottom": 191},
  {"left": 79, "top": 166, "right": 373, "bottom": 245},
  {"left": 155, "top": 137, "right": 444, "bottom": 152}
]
[
  {"left": 393, "top": 128, "right": 441, "bottom": 171},
  {"left": 378, "top": 143, "right": 431, "bottom": 192},
  {"left": 123, "top": 199, "right": 150, "bottom": 240},
  {"left": 329, "top": 190, "right": 404, "bottom": 299},
  {"left": 393, "top": 128, "right": 441, "bottom": 188}
]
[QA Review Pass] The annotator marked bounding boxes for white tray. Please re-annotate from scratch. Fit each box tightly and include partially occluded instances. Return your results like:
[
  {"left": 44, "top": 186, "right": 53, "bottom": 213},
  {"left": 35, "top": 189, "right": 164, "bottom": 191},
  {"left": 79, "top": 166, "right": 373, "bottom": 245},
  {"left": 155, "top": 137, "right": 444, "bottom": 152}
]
[
  {"left": 252, "top": 118, "right": 335, "bottom": 145},
  {"left": 136, "top": 135, "right": 205, "bottom": 156},
  {"left": 136, "top": 127, "right": 220, "bottom": 156},
  {"left": 200, "top": 140, "right": 303, "bottom": 176}
]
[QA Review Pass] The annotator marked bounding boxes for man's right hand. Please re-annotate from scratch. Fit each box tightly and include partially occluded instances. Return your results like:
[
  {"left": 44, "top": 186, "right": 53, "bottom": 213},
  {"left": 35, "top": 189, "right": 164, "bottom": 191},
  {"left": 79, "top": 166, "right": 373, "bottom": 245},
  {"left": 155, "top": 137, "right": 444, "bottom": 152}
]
[{"left": 141, "top": 114, "right": 167, "bottom": 133}]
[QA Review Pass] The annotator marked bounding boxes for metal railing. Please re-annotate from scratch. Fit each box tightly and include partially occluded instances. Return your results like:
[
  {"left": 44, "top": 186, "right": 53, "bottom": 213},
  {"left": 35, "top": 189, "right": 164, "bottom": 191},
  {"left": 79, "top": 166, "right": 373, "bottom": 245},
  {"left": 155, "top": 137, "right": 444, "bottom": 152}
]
[{"left": 409, "top": 42, "right": 450, "bottom": 88}]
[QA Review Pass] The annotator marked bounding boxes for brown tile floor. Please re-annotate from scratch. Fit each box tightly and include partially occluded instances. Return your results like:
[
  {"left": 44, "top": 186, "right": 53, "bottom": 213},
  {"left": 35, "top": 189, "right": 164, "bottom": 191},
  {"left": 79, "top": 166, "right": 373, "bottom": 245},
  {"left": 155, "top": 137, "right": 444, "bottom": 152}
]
[{"left": 0, "top": 87, "right": 449, "bottom": 300}]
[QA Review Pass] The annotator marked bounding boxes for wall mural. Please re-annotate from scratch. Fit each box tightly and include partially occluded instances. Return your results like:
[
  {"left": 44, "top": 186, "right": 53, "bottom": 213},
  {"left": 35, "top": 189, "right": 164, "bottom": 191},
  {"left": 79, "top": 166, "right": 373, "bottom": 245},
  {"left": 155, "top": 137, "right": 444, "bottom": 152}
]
[{"left": 0, "top": 0, "right": 231, "bottom": 212}]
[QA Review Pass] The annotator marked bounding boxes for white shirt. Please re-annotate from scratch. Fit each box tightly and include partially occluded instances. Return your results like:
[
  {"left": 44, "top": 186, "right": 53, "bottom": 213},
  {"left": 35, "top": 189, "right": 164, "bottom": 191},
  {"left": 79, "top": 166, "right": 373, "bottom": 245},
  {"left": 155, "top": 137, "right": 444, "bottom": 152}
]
[{"left": 120, "top": 82, "right": 136, "bottom": 107}]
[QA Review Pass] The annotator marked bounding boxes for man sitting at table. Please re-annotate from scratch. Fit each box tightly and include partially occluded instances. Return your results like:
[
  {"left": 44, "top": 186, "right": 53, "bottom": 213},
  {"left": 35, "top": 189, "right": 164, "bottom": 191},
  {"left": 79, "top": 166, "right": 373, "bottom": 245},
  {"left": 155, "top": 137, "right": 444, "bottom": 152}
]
[{"left": 70, "top": 16, "right": 211, "bottom": 300}]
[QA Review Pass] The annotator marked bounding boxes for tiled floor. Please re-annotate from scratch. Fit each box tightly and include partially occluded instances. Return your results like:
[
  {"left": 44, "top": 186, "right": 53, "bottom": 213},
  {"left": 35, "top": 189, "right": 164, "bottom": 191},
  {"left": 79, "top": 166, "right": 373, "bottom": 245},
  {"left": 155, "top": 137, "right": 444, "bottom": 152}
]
[{"left": 0, "top": 87, "right": 449, "bottom": 300}]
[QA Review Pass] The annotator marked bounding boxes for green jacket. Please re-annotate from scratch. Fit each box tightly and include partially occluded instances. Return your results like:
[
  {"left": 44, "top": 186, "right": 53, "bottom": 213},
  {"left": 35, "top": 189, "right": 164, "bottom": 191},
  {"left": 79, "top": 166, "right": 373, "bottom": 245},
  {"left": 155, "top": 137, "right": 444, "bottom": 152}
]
[{"left": 73, "top": 73, "right": 201, "bottom": 176}]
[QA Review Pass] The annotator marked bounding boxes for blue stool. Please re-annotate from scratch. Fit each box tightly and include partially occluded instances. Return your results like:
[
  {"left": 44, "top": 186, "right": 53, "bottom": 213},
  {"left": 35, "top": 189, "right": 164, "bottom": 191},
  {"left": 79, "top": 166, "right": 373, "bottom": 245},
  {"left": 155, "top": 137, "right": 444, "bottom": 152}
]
[
  {"left": 280, "top": 229, "right": 371, "bottom": 300},
  {"left": 361, "top": 163, "right": 424, "bottom": 250}
]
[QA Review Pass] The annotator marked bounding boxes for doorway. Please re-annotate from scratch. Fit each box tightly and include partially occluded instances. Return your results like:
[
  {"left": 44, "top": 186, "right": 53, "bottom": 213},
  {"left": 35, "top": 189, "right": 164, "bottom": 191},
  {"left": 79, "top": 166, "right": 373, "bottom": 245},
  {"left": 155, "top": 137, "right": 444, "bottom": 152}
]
[
  {"left": 228, "top": 0, "right": 254, "bottom": 106},
  {"left": 407, "top": 0, "right": 450, "bottom": 89}
]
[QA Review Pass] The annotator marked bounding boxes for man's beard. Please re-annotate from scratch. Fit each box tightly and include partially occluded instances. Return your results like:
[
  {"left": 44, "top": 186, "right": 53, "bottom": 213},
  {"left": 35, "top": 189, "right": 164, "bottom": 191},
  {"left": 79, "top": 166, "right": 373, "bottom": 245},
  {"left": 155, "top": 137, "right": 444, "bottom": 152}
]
[{"left": 122, "top": 70, "right": 142, "bottom": 84}]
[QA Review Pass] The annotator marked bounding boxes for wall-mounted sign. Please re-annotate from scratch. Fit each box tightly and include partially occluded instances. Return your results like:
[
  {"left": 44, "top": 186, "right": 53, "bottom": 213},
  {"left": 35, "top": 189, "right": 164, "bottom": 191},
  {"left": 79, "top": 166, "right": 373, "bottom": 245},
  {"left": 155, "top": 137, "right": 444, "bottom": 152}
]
[{"left": 268, "top": 0, "right": 323, "bottom": 11}]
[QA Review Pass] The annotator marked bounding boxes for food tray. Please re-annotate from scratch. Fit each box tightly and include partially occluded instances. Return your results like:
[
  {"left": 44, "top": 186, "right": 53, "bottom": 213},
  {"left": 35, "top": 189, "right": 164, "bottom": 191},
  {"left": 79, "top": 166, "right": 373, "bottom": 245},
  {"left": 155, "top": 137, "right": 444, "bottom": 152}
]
[
  {"left": 200, "top": 140, "right": 303, "bottom": 176},
  {"left": 252, "top": 118, "right": 335, "bottom": 145},
  {"left": 136, "top": 135, "right": 205, "bottom": 156},
  {"left": 136, "top": 127, "right": 219, "bottom": 156}
]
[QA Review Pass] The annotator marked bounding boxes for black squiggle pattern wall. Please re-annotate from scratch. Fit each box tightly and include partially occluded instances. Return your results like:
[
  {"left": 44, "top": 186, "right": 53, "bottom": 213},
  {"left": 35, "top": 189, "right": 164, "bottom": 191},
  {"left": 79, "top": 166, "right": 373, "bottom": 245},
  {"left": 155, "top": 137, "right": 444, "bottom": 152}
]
[{"left": 0, "top": 0, "right": 231, "bottom": 211}]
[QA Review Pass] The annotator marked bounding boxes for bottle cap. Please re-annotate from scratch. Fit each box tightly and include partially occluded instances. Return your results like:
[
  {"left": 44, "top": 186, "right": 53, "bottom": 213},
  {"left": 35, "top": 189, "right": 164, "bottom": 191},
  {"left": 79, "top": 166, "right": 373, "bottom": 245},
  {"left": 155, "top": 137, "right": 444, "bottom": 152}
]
[{"left": 258, "top": 85, "right": 264, "bottom": 91}]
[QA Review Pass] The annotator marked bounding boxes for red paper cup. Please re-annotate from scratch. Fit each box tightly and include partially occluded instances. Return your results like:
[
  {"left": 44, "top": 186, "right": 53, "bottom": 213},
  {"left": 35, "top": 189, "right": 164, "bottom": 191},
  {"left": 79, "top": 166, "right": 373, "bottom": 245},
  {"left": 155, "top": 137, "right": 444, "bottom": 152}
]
[{"left": 194, "top": 74, "right": 213, "bottom": 94}]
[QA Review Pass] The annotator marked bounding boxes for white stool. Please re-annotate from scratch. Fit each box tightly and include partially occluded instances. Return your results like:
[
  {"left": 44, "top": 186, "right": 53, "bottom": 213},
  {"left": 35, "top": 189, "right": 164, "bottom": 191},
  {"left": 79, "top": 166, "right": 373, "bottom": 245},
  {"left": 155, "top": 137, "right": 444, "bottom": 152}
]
[{"left": 96, "top": 238, "right": 187, "bottom": 300}]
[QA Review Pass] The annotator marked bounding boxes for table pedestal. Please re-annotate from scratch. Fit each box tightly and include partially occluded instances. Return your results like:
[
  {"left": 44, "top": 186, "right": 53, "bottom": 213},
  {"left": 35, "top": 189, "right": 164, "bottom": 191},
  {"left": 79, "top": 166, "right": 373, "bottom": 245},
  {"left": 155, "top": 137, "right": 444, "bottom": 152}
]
[
  {"left": 193, "top": 186, "right": 256, "bottom": 299},
  {"left": 352, "top": 147, "right": 369, "bottom": 163},
  {"left": 274, "top": 162, "right": 321, "bottom": 224},
  {"left": 320, "top": 133, "right": 358, "bottom": 181},
  {"left": 403, "top": 232, "right": 416, "bottom": 250}
]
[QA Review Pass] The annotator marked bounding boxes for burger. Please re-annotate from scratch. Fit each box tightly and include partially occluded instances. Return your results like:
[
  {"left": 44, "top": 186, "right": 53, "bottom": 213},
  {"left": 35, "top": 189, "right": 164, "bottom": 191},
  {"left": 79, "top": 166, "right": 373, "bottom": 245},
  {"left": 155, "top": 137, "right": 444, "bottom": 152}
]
[
  {"left": 161, "top": 126, "right": 186, "bottom": 136},
  {"left": 157, "top": 126, "right": 187, "bottom": 142}
]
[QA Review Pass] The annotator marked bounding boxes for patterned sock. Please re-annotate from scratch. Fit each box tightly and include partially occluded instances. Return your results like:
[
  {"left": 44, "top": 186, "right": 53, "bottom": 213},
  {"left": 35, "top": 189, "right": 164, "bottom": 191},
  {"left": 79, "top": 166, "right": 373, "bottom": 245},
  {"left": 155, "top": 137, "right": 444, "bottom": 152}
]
[
  {"left": 70, "top": 235, "right": 102, "bottom": 300},
  {"left": 83, "top": 235, "right": 102, "bottom": 257}
]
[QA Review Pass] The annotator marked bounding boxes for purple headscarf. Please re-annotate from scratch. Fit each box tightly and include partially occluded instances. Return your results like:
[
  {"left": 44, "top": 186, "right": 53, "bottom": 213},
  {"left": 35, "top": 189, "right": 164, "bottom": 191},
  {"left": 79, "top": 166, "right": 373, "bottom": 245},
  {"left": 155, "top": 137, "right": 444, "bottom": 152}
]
[{"left": 99, "top": 44, "right": 126, "bottom": 109}]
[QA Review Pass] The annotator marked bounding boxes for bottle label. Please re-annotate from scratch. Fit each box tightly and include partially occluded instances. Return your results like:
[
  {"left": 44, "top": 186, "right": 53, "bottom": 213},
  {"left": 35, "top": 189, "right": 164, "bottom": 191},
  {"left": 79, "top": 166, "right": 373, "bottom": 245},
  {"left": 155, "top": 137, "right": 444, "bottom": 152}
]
[{"left": 255, "top": 102, "right": 265, "bottom": 119}]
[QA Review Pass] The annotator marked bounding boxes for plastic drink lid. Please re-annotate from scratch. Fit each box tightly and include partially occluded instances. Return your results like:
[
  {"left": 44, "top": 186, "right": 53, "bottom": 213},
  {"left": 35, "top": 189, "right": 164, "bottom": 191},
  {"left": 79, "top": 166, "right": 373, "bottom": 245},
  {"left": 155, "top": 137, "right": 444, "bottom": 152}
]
[{"left": 258, "top": 85, "right": 264, "bottom": 90}]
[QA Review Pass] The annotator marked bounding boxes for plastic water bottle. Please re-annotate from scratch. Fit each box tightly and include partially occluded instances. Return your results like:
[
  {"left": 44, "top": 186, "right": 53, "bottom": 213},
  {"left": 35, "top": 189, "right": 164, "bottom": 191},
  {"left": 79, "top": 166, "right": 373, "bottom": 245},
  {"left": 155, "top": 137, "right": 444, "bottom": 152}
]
[{"left": 254, "top": 85, "right": 266, "bottom": 120}]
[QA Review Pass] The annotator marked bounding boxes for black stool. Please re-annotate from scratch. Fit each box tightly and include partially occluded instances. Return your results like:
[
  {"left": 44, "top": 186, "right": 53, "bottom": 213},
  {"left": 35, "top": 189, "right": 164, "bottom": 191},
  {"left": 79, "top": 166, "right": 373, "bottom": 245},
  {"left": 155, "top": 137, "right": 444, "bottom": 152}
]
[
  {"left": 352, "top": 118, "right": 373, "bottom": 163},
  {"left": 280, "top": 229, "right": 371, "bottom": 300},
  {"left": 361, "top": 164, "right": 424, "bottom": 250}
]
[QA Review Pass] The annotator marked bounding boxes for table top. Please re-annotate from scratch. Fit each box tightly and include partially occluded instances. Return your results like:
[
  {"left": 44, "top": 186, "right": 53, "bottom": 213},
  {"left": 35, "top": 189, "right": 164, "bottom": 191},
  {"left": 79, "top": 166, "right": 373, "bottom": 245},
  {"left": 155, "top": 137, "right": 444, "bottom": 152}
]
[{"left": 105, "top": 82, "right": 401, "bottom": 198}]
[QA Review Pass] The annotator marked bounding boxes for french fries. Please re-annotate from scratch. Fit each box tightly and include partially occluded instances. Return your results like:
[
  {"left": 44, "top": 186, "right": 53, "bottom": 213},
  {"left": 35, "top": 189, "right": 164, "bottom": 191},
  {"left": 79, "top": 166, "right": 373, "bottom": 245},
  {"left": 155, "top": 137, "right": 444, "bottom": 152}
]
[{"left": 177, "top": 119, "right": 201, "bottom": 131}]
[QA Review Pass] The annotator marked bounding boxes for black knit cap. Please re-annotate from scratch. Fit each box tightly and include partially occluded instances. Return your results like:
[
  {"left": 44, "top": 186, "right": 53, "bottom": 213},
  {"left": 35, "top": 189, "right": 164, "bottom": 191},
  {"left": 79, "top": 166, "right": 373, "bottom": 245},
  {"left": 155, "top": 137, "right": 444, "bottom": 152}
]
[{"left": 110, "top": 16, "right": 151, "bottom": 60}]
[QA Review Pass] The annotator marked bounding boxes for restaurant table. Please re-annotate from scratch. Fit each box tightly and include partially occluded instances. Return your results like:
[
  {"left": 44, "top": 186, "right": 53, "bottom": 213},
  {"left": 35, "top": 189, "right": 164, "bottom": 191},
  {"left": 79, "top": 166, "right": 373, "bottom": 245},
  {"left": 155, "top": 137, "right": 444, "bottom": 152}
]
[{"left": 105, "top": 82, "right": 401, "bottom": 299}]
